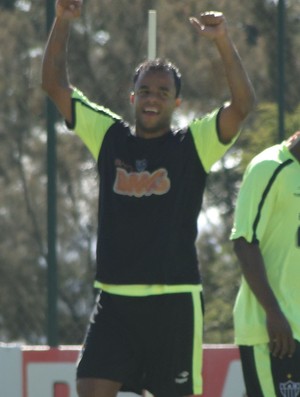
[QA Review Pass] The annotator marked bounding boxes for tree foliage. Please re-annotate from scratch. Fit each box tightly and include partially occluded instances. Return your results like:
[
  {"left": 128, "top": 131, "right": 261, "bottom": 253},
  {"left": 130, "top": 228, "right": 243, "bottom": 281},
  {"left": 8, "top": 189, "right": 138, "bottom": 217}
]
[{"left": 0, "top": 0, "right": 300, "bottom": 344}]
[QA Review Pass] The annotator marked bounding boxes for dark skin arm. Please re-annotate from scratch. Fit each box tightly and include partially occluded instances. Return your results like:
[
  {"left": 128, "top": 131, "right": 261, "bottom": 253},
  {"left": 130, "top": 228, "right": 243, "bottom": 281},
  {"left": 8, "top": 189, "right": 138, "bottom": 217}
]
[
  {"left": 190, "top": 12, "right": 256, "bottom": 144},
  {"left": 43, "top": 7, "right": 255, "bottom": 138},
  {"left": 42, "top": 0, "right": 82, "bottom": 123},
  {"left": 233, "top": 237, "right": 296, "bottom": 358}
]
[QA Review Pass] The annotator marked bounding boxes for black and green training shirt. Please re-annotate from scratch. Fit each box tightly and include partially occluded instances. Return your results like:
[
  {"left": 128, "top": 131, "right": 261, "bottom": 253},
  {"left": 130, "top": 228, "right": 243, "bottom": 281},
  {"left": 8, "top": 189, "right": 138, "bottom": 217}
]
[{"left": 69, "top": 88, "right": 237, "bottom": 296}]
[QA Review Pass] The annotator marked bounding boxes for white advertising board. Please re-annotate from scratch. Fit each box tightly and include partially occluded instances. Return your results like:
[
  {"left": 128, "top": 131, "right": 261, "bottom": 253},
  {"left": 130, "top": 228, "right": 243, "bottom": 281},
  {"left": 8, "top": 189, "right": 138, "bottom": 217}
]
[{"left": 0, "top": 344, "right": 246, "bottom": 397}]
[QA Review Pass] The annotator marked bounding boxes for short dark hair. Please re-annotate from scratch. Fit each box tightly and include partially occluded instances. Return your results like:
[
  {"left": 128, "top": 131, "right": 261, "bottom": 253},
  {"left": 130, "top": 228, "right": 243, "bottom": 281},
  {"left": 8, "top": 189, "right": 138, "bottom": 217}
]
[{"left": 133, "top": 58, "right": 182, "bottom": 98}]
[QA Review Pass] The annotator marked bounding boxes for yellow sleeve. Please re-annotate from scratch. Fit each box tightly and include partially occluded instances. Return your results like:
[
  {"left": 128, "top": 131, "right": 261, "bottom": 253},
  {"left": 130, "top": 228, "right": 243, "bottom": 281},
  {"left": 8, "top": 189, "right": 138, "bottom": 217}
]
[
  {"left": 70, "top": 88, "right": 121, "bottom": 160},
  {"left": 189, "top": 108, "right": 240, "bottom": 173}
]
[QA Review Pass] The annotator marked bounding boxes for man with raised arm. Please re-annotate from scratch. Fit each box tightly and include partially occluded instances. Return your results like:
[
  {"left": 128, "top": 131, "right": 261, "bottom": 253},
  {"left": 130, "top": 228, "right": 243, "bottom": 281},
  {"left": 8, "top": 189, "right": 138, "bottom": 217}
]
[{"left": 42, "top": 1, "right": 255, "bottom": 396}]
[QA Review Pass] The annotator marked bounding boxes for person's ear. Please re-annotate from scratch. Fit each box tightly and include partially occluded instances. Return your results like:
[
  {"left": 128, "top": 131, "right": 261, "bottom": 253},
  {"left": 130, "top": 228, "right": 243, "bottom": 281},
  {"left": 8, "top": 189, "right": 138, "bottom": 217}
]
[
  {"left": 130, "top": 91, "right": 135, "bottom": 104},
  {"left": 175, "top": 97, "right": 182, "bottom": 107}
]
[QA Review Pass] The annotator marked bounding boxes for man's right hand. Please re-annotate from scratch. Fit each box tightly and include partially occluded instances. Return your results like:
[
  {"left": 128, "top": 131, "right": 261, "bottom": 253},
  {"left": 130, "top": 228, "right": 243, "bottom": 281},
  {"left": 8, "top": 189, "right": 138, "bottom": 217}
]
[
  {"left": 266, "top": 308, "right": 296, "bottom": 359},
  {"left": 56, "top": 0, "right": 82, "bottom": 20}
]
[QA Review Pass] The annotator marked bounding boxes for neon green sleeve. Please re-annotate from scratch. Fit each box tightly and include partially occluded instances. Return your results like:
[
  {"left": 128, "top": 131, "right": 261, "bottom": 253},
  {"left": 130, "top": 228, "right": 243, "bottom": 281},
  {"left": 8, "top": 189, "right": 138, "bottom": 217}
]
[
  {"left": 189, "top": 108, "right": 240, "bottom": 173},
  {"left": 71, "top": 88, "right": 121, "bottom": 160},
  {"left": 230, "top": 159, "right": 277, "bottom": 243}
]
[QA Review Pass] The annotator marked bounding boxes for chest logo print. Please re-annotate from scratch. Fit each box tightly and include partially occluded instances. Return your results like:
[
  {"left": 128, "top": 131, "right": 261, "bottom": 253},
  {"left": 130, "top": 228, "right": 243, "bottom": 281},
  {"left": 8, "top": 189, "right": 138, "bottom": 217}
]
[{"left": 113, "top": 167, "right": 170, "bottom": 197}]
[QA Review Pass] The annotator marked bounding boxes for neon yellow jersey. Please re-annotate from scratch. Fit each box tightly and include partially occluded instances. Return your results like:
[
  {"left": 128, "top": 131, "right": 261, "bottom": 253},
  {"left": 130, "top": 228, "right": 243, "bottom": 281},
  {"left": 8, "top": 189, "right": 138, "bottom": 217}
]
[{"left": 231, "top": 142, "right": 300, "bottom": 344}]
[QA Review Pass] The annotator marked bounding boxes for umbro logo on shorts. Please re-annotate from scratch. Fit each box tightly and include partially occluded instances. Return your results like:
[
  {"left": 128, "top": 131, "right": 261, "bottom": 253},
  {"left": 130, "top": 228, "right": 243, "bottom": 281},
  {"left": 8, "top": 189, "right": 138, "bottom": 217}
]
[{"left": 175, "top": 371, "right": 189, "bottom": 384}]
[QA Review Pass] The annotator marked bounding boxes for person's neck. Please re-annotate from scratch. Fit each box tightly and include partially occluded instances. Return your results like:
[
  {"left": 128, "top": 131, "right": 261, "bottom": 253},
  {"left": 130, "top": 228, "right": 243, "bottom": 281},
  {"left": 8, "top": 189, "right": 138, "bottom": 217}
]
[
  {"left": 287, "top": 139, "right": 300, "bottom": 163},
  {"left": 135, "top": 126, "right": 171, "bottom": 139}
]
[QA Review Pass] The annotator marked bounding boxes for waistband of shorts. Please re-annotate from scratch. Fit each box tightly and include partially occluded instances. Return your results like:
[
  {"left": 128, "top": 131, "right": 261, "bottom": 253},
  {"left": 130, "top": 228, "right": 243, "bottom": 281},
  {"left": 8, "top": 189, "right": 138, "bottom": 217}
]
[{"left": 93, "top": 282, "right": 203, "bottom": 296}]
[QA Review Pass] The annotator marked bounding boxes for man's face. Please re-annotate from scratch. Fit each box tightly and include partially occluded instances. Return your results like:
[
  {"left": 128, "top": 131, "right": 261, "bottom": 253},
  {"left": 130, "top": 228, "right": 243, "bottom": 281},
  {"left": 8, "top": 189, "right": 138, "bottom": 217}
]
[{"left": 131, "top": 70, "right": 181, "bottom": 138}]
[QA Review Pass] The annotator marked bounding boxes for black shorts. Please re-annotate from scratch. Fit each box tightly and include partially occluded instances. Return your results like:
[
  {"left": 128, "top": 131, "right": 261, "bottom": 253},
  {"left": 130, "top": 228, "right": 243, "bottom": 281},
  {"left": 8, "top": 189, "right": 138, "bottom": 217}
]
[
  {"left": 239, "top": 341, "right": 300, "bottom": 397},
  {"left": 77, "top": 290, "right": 204, "bottom": 397}
]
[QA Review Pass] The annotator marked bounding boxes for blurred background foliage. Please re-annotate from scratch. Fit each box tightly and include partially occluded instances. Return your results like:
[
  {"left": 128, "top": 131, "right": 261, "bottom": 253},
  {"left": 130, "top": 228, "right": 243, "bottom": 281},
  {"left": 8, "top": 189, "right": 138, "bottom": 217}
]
[{"left": 0, "top": 0, "right": 300, "bottom": 345}]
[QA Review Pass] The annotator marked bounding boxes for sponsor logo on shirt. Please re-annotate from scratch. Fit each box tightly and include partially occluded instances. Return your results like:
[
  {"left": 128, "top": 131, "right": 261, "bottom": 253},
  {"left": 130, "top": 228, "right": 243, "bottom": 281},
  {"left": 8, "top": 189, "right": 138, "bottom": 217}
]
[
  {"left": 294, "top": 186, "right": 300, "bottom": 197},
  {"left": 113, "top": 167, "right": 170, "bottom": 197},
  {"left": 135, "top": 159, "right": 147, "bottom": 172}
]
